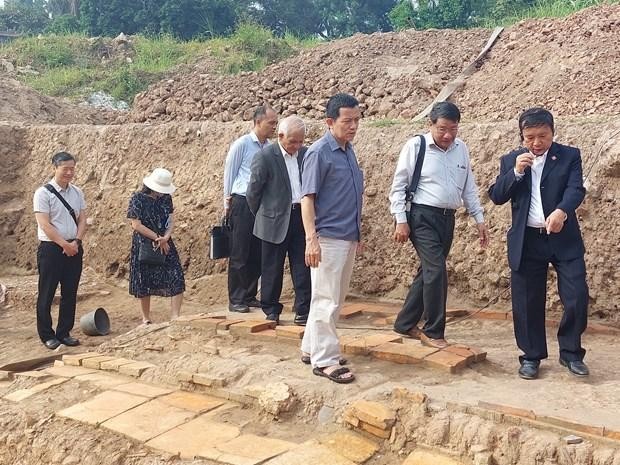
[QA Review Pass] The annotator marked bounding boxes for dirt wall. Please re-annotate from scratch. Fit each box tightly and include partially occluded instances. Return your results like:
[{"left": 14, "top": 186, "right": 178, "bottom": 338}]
[{"left": 1, "top": 118, "right": 618, "bottom": 317}]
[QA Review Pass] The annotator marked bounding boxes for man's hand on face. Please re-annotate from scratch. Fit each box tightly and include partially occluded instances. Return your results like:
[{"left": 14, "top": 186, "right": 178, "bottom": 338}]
[
  {"left": 515, "top": 152, "right": 535, "bottom": 174},
  {"left": 393, "top": 222, "right": 410, "bottom": 243}
]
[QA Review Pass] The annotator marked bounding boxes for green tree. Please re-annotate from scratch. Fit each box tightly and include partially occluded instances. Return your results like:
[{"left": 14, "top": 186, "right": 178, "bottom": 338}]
[
  {"left": 0, "top": 1, "right": 50, "bottom": 33},
  {"left": 390, "top": 0, "right": 490, "bottom": 30},
  {"left": 159, "top": 0, "right": 238, "bottom": 39}
]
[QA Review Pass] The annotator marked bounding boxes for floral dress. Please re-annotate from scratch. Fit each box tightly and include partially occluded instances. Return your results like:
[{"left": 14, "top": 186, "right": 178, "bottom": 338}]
[{"left": 127, "top": 192, "right": 185, "bottom": 298}]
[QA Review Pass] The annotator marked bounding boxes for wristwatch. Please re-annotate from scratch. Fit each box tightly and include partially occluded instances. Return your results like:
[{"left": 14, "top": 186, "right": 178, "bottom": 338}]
[{"left": 75, "top": 238, "right": 83, "bottom": 246}]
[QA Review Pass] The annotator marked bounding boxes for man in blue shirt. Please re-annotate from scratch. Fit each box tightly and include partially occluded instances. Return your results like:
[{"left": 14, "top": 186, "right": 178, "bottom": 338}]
[
  {"left": 223, "top": 105, "right": 278, "bottom": 313},
  {"left": 300, "top": 93, "right": 363, "bottom": 384}
]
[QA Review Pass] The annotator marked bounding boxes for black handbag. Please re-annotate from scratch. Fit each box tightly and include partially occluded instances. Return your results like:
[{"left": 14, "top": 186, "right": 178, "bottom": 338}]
[
  {"left": 138, "top": 239, "right": 166, "bottom": 265},
  {"left": 210, "top": 217, "right": 231, "bottom": 259}
]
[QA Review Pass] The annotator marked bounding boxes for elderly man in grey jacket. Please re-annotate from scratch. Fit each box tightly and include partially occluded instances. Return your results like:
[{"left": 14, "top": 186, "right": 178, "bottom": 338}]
[{"left": 246, "top": 115, "right": 311, "bottom": 326}]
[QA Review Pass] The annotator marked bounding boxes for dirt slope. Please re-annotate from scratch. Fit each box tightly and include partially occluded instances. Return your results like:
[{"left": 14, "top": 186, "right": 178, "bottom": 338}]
[
  {"left": 126, "top": 4, "right": 620, "bottom": 124},
  {"left": 0, "top": 78, "right": 109, "bottom": 125}
]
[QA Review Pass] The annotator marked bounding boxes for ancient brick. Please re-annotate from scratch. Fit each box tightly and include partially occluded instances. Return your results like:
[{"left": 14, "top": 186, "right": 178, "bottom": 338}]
[
  {"left": 360, "top": 304, "right": 399, "bottom": 317},
  {"left": 423, "top": 351, "right": 468, "bottom": 373},
  {"left": 603, "top": 429, "right": 620, "bottom": 441},
  {"left": 478, "top": 401, "right": 536, "bottom": 419},
  {"left": 443, "top": 344, "right": 477, "bottom": 364},
  {"left": 99, "top": 358, "right": 136, "bottom": 371},
  {"left": 339, "top": 303, "right": 365, "bottom": 319},
  {"left": 217, "top": 319, "right": 245, "bottom": 330},
  {"left": 229, "top": 320, "right": 276, "bottom": 335},
  {"left": 82, "top": 356, "right": 117, "bottom": 369},
  {"left": 536, "top": 416, "right": 604, "bottom": 436},
  {"left": 118, "top": 361, "right": 156, "bottom": 377},
  {"left": 275, "top": 325, "right": 305, "bottom": 339},
  {"left": 62, "top": 353, "right": 101, "bottom": 366},
  {"left": 193, "top": 373, "right": 227, "bottom": 388},
  {"left": 357, "top": 421, "right": 392, "bottom": 439},
  {"left": 342, "top": 334, "right": 402, "bottom": 355},
  {"left": 346, "top": 399, "right": 396, "bottom": 430},
  {"left": 371, "top": 342, "right": 436, "bottom": 364}
]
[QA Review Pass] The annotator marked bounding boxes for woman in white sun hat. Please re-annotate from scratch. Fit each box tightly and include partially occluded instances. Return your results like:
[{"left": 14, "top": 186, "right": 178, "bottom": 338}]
[{"left": 127, "top": 168, "right": 185, "bottom": 324}]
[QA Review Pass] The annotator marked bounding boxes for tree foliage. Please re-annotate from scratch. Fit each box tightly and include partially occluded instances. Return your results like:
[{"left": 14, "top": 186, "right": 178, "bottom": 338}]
[{"left": 0, "top": 1, "right": 50, "bottom": 33}]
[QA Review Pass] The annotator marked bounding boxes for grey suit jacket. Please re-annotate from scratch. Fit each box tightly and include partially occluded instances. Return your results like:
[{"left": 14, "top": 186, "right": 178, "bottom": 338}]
[{"left": 246, "top": 143, "right": 306, "bottom": 244}]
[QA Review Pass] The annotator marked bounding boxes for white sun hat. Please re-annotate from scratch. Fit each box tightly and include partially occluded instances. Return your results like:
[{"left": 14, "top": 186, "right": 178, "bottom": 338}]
[{"left": 143, "top": 168, "right": 176, "bottom": 194}]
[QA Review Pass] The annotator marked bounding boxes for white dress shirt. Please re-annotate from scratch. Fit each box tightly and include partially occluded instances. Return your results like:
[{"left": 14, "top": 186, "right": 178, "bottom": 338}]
[
  {"left": 389, "top": 132, "right": 485, "bottom": 224},
  {"left": 514, "top": 151, "right": 548, "bottom": 227},
  {"left": 279, "top": 143, "right": 302, "bottom": 204}
]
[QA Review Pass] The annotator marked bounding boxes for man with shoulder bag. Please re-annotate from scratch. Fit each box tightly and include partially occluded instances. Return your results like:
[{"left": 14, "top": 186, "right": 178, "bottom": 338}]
[
  {"left": 388, "top": 102, "right": 489, "bottom": 349},
  {"left": 33, "top": 151, "right": 87, "bottom": 349}
]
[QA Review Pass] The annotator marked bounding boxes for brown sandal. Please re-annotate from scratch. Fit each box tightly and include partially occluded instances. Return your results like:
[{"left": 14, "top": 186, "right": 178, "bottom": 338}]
[{"left": 313, "top": 366, "right": 355, "bottom": 384}]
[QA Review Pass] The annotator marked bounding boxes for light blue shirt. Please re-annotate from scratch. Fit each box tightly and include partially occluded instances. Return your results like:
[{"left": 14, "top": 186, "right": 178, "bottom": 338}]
[
  {"left": 223, "top": 131, "right": 270, "bottom": 206},
  {"left": 302, "top": 131, "right": 364, "bottom": 242}
]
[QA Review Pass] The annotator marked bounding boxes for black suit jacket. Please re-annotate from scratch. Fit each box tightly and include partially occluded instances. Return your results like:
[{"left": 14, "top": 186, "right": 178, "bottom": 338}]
[
  {"left": 488, "top": 142, "right": 586, "bottom": 271},
  {"left": 246, "top": 143, "right": 307, "bottom": 244}
]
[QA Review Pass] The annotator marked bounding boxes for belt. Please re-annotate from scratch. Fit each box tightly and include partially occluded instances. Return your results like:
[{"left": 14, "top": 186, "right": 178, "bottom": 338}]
[
  {"left": 412, "top": 203, "right": 456, "bottom": 216},
  {"left": 291, "top": 203, "right": 301, "bottom": 210},
  {"left": 526, "top": 226, "right": 547, "bottom": 235}
]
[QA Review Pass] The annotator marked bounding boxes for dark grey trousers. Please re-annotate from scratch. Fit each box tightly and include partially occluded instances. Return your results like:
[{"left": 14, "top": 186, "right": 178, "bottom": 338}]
[{"left": 393, "top": 205, "right": 455, "bottom": 339}]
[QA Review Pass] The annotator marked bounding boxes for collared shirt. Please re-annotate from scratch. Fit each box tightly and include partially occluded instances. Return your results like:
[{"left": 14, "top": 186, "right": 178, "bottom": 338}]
[
  {"left": 302, "top": 130, "right": 364, "bottom": 242},
  {"left": 33, "top": 179, "right": 86, "bottom": 241},
  {"left": 389, "top": 132, "right": 485, "bottom": 224},
  {"left": 514, "top": 151, "right": 548, "bottom": 227},
  {"left": 279, "top": 142, "right": 302, "bottom": 204},
  {"left": 223, "top": 131, "right": 270, "bottom": 205}
]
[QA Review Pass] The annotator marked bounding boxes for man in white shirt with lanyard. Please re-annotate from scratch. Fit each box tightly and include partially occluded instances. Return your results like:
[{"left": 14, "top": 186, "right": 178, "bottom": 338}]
[
  {"left": 33, "top": 151, "right": 87, "bottom": 349},
  {"left": 388, "top": 102, "right": 489, "bottom": 349}
]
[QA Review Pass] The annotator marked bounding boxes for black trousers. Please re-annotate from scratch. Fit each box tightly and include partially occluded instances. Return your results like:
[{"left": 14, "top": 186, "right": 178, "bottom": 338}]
[
  {"left": 394, "top": 205, "right": 455, "bottom": 339},
  {"left": 260, "top": 207, "right": 311, "bottom": 317},
  {"left": 36, "top": 241, "right": 83, "bottom": 342},
  {"left": 227, "top": 194, "right": 261, "bottom": 305},
  {"left": 511, "top": 228, "right": 588, "bottom": 362}
]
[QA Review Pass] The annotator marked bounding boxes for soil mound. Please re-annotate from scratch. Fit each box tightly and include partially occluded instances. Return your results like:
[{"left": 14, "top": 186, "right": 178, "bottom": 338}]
[
  {"left": 0, "top": 78, "right": 109, "bottom": 125},
  {"left": 456, "top": 4, "right": 620, "bottom": 120},
  {"left": 126, "top": 4, "right": 620, "bottom": 124},
  {"left": 126, "top": 28, "right": 491, "bottom": 123}
]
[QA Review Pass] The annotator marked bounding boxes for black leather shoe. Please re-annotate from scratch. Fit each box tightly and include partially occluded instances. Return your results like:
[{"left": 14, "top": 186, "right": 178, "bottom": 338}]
[
  {"left": 228, "top": 303, "right": 250, "bottom": 313},
  {"left": 266, "top": 313, "right": 280, "bottom": 325},
  {"left": 518, "top": 360, "right": 540, "bottom": 380},
  {"left": 246, "top": 298, "right": 261, "bottom": 308},
  {"left": 60, "top": 336, "right": 80, "bottom": 347},
  {"left": 293, "top": 314, "right": 308, "bottom": 326},
  {"left": 559, "top": 358, "right": 589, "bottom": 377},
  {"left": 43, "top": 338, "right": 61, "bottom": 350}
]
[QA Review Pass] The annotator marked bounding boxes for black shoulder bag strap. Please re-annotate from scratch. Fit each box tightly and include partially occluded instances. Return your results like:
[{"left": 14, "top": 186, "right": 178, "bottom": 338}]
[
  {"left": 405, "top": 135, "right": 426, "bottom": 202},
  {"left": 44, "top": 184, "right": 78, "bottom": 225}
]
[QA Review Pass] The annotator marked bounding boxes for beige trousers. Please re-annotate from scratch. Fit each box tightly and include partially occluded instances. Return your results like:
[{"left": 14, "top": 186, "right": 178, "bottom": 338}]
[{"left": 300, "top": 237, "right": 357, "bottom": 368}]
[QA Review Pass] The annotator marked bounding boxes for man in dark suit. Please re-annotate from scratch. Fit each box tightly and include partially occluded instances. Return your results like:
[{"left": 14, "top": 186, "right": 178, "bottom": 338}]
[
  {"left": 246, "top": 115, "right": 311, "bottom": 325},
  {"left": 488, "top": 107, "right": 589, "bottom": 380}
]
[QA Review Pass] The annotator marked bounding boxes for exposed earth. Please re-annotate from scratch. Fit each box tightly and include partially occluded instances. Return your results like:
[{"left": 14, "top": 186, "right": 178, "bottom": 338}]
[{"left": 1, "top": 4, "right": 620, "bottom": 465}]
